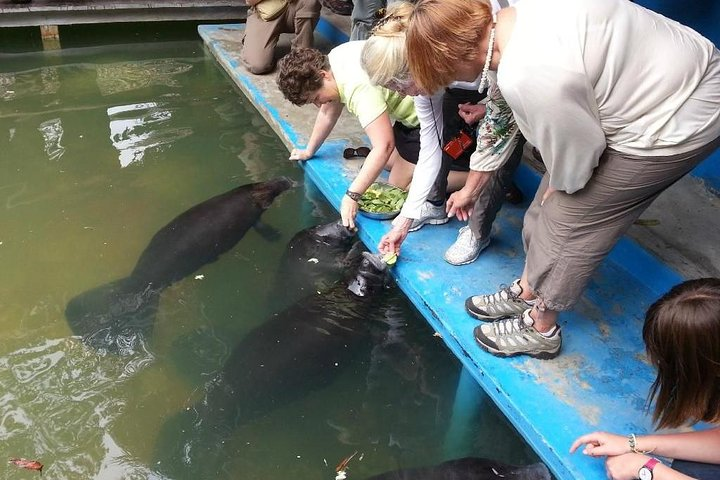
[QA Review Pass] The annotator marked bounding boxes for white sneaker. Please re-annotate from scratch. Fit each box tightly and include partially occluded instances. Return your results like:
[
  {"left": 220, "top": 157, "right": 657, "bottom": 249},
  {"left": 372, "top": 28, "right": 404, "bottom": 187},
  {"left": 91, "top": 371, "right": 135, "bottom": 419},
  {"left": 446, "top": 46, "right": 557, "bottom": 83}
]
[
  {"left": 444, "top": 226, "right": 490, "bottom": 266},
  {"left": 408, "top": 201, "right": 449, "bottom": 232}
]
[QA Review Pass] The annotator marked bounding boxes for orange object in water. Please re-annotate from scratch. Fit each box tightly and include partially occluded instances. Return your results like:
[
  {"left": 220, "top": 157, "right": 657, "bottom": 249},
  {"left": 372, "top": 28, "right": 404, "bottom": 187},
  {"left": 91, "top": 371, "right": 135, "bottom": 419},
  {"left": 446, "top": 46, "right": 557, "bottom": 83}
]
[
  {"left": 8, "top": 458, "right": 43, "bottom": 473},
  {"left": 335, "top": 451, "right": 358, "bottom": 473}
]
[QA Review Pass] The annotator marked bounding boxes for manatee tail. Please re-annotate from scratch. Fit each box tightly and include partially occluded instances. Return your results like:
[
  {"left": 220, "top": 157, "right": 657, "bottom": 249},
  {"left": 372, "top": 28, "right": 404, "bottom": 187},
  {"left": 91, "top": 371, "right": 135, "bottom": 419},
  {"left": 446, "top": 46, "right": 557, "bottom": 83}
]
[{"left": 65, "top": 278, "right": 160, "bottom": 353}]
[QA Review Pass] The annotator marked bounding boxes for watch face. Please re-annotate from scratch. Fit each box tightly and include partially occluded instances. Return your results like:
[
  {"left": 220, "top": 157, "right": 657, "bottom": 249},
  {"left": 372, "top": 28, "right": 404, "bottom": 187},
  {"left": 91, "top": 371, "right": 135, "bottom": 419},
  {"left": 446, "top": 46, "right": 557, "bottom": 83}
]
[{"left": 638, "top": 467, "right": 652, "bottom": 480}]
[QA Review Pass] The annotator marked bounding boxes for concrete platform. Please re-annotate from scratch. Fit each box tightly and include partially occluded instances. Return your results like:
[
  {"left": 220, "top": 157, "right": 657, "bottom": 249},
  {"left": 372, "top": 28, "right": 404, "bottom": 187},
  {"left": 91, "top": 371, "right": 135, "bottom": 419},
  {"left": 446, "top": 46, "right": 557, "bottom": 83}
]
[
  {"left": 0, "top": 0, "right": 247, "bottom": 27},
  {"left": 198, "top": 14, "right": 719, "bottom": 480}
]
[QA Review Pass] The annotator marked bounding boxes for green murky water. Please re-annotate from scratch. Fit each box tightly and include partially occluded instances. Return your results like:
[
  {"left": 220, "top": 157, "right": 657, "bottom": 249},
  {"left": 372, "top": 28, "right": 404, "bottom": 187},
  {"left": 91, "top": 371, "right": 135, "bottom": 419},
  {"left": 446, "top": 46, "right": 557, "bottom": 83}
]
[{"left": 0, "top": 25, "right": 540, "bottom": 479}]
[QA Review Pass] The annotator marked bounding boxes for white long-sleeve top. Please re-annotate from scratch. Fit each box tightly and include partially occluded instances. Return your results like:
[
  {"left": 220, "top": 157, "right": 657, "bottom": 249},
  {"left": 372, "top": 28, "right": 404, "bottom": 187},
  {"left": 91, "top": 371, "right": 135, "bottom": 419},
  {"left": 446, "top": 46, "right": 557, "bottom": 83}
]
[
  {"left": 399, "top": 0, "right": 522, "bottom": 220},
  {"left": 494, "top": 0, "right": 720, "bottom": 194},
  {"left": 397, "top": 91, "right": 444, "bottom": 219}
]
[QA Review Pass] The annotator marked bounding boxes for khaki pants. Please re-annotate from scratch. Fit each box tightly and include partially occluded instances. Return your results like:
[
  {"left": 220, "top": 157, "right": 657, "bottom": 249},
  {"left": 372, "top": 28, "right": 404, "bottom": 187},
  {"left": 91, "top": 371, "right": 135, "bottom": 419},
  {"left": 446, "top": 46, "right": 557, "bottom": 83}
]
[
  {"left": 241, "top": 0, "right": 321, "bottom": 75},
  {"left": 522, "top": 135, "right": 720, "bottom": 311}
]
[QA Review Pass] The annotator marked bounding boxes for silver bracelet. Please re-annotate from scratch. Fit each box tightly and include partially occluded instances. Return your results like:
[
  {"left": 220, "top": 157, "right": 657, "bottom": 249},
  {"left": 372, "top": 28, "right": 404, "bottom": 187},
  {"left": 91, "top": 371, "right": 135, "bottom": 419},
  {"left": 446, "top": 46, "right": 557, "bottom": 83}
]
[{"left": 628, "top": 433, "right": 655, "bottom": 454}]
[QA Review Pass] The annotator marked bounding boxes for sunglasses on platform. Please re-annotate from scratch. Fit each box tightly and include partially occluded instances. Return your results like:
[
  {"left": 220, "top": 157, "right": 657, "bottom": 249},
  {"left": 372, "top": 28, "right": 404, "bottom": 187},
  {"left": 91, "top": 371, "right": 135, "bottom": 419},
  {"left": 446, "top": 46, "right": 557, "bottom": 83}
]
[{"left": 343, "top": 146, "right": 371, "bottom": 159}]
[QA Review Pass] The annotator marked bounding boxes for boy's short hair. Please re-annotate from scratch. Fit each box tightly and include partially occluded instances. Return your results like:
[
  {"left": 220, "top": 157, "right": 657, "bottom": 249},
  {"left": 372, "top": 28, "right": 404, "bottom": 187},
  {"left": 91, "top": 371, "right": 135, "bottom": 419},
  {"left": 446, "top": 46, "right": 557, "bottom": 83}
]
[{"left": 276, "top": 47, "right": 330, "bottom": 106}]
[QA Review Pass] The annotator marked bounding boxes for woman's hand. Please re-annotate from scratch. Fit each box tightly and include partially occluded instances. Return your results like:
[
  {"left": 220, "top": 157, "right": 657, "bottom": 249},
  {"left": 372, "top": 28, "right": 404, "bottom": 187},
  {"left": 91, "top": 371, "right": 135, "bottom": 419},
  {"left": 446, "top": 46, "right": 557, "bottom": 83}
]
[
  {"left": 446, "top": 188, "right": 477, "bottom": 221},
  {"left": 340, "top": 195, "right": 359, "bottom": 231},
  {"left": 379, "top": 216, "right": 412, "bottom": 254},
  {"left": 572, "top": 433, "right": 662, "bottom": 480},
  {"left": 570, "top": 431, "right": 631, "bottom": 457},
  {"left": 541, "top": 186, "right": 557, "bottom": 206},
  {"left": 446, "top": 171, "right": 490, "bottom": 221},
  {"left": 289, "top": 148, "right": 314, "bottom": 161},
  {"left": 458, "top": 102, "right": 487, "bottom": 125},
  {"left": 604, "top": 453, "right": 653, "bottom": 480}
]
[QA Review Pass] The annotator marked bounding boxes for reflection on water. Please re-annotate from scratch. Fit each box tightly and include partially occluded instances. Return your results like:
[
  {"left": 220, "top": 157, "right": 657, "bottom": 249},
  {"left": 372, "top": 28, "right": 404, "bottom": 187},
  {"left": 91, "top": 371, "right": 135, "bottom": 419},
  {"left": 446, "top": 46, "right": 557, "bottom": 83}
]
[
  {"left": 96, "top": 59, "right": 193, "bottom": 96},
  {"left": 38, "top": 118, "right": 66, "bottom": 161},
  {"left": 0, "top": 72, "right": 15, "bottom": 101},
  {"left": 108, "top": 102, "right": 192, "bottom": 167},
  {"left": 0, "top": 67, "right": 61, "bottom": 103},
  {"left": 0, "top": 36, "right": 540, "bottom": 480},
  {"left": 0, "top": 337, "right": 155, "bottom": 478}
]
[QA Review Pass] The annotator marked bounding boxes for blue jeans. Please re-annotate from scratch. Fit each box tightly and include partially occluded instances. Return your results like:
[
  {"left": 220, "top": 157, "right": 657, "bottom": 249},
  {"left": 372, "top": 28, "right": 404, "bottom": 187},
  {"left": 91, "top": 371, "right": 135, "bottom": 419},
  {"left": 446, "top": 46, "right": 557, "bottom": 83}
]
[
  {"left": 672, "top": 459, "right": 720, "bottom": 480},
  {"left": 350, "top": 0, "right": 385, "bottom": 40}
]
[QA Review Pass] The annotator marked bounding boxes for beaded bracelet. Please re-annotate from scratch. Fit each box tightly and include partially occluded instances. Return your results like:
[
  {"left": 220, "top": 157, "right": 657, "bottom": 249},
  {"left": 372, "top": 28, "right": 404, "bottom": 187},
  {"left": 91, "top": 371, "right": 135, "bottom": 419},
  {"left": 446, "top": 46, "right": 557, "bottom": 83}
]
[
  {"left": 628, "top": 433, "right": 656, "bottom": 455},
  {"left": 345, "top": 190, "right": 362, "bottom": 202}
]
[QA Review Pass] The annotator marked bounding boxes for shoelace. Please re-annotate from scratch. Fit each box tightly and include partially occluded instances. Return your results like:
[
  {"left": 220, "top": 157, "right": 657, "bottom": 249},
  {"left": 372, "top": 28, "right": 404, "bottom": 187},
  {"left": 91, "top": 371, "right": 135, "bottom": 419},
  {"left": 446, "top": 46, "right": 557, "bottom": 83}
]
[
  {"left": 493, "top": 316, "right": 525, "bottom": 336},
  {"left": 480, "top": 284, "right": 516, "bottom": 305}
]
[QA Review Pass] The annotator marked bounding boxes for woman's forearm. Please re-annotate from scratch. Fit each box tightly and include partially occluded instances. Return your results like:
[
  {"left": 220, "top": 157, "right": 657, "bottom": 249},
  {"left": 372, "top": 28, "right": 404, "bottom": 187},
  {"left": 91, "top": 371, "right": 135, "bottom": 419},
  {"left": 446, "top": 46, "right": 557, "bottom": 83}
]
[
  {"left": 347, "top": 144, "right": 393, "bottom": 195},
  {"left": 305, "top": 102, "right": 343, "bottom": 155},
  {"left": 347, "top": 111, "right": 396, "bottom": 195},
  {"left": 636, "top": 428, "right": 720, "bottom": 464},
  {"left": 400, "top": 93, "right": 444, "bottom": 218}
]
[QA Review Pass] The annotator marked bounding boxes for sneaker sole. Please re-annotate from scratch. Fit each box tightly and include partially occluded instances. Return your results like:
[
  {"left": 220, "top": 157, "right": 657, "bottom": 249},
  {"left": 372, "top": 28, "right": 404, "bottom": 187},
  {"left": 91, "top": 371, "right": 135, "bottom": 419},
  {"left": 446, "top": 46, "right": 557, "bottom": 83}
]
[
  {"left": 444, "top": 249, "right": 481, "bottom": 266},
  {"left": 474, "top": 329, "right": 562, "bottom": 360},
  {"left": 408, "top": 216, "right": 449, "bottom": 232},
  {"left": 464, "top": 297, "right": 524, "bottom": 322},
  {"left": 444, "top": 239, "right": 490, "bottom": 266}
]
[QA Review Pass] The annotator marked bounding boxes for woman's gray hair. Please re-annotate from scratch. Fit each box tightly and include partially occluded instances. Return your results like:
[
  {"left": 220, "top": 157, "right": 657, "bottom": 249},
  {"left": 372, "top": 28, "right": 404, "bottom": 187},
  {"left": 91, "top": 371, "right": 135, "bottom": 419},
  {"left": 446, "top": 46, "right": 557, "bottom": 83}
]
[{"left": 361, "top": 2, "right": 415, "bottom": 87}]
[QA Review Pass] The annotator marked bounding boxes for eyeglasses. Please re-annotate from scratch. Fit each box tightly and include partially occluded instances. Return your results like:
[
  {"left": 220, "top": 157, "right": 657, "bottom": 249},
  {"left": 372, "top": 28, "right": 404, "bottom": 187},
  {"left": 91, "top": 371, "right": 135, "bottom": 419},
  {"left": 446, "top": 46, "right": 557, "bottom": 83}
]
[{"left": 343, "top": 146, "right": 371, "bottom": 159}]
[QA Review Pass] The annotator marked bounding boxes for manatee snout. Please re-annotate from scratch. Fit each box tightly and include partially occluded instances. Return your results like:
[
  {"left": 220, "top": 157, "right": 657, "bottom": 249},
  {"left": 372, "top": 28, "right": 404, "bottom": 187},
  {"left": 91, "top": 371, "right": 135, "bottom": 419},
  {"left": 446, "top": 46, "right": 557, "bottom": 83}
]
[
  {"left": 253, "top": 176, "right": 296, "bottom": 208},
  {"left": 347, "top": 252, "right": 388, "bottom": 297},
  {"left": 315, "top": 220, "right": 357, "bottom": 246}
]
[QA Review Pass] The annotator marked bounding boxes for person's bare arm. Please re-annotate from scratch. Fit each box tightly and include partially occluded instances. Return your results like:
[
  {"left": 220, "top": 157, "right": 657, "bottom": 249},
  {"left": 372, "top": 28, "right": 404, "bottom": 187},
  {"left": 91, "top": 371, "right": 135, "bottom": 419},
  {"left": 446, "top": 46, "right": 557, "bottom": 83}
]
[
  {"left": 289, "top": 101, "right": 343, "bottom": 160},
  {"left": 340, "top": 111, "right": 395, "bottom": 229},
  {"left": 634, "top": 428, "right": 720, "bottom": 465}
]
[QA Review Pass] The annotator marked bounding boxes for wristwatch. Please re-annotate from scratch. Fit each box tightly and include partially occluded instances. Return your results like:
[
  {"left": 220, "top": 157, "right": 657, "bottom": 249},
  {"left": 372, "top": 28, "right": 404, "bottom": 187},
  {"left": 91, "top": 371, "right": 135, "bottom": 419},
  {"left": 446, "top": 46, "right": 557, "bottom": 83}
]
[
  {"left": 638, "top": 458, "right": 660, "bottom": 480},
  {"left": 345, "top": 190, "right": 362, "bottom": 202}
]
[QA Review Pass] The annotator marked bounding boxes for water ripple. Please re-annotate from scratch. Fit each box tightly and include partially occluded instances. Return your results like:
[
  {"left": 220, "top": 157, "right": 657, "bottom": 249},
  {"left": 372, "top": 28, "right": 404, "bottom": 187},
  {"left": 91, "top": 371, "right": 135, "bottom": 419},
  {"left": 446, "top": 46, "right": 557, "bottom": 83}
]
[{"left": 0, "top": 337, "right": 156, "bottom": 478}]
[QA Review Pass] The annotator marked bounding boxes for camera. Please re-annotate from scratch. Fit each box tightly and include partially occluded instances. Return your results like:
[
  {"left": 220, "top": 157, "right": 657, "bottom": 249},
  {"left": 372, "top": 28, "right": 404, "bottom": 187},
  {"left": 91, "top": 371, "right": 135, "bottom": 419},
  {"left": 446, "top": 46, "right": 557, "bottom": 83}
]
[{"left": 442, "top": 129, "right": 474, "bottom": 160}]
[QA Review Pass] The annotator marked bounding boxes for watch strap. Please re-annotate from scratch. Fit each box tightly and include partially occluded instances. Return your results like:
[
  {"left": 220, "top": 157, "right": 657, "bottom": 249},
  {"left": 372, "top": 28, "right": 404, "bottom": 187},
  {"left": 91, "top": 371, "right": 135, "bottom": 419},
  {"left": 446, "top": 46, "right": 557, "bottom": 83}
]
[
  {"left": 639, "top": 457, "right": 660, "bottom": 480},
  {"left": 643, "top": 458, "right": 660, "bottom": 471},
  {"left": 345, "top": 190, "right": 362, "bottom": 202}
]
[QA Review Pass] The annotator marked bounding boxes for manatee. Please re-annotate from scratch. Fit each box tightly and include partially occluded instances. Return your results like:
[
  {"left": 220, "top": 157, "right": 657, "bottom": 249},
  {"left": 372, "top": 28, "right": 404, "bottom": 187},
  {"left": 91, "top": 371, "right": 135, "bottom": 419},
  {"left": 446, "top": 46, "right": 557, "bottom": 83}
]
[
  {"left": 154, "top": 252, "right": 390, "bottom": 478},
  {"left": 65, "top": 176, "right": 294, "bottom": 352},
  {"left": 274, "top": 219, "right": 362, "bottom": 301},
  {"left": 168, "top": 219, "right": 361, "bottom": 384},
  {"left": 366, "top": 457, "right": 551, "bottom": 480}
]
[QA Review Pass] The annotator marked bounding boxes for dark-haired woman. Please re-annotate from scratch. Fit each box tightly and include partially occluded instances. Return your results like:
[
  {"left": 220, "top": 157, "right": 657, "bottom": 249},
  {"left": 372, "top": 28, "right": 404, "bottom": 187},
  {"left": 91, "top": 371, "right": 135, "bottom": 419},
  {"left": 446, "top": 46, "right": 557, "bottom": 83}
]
[{"left": 571, "top": 278, "right": 720, "bottom": 480}]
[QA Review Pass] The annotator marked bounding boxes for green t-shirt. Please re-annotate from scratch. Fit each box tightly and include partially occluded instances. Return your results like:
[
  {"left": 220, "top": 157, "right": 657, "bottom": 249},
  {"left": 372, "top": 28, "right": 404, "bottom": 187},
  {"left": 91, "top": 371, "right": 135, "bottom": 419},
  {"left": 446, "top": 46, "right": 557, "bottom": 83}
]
[{"left": 328, "top": 41, "right": 418, "bottom": 129}]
